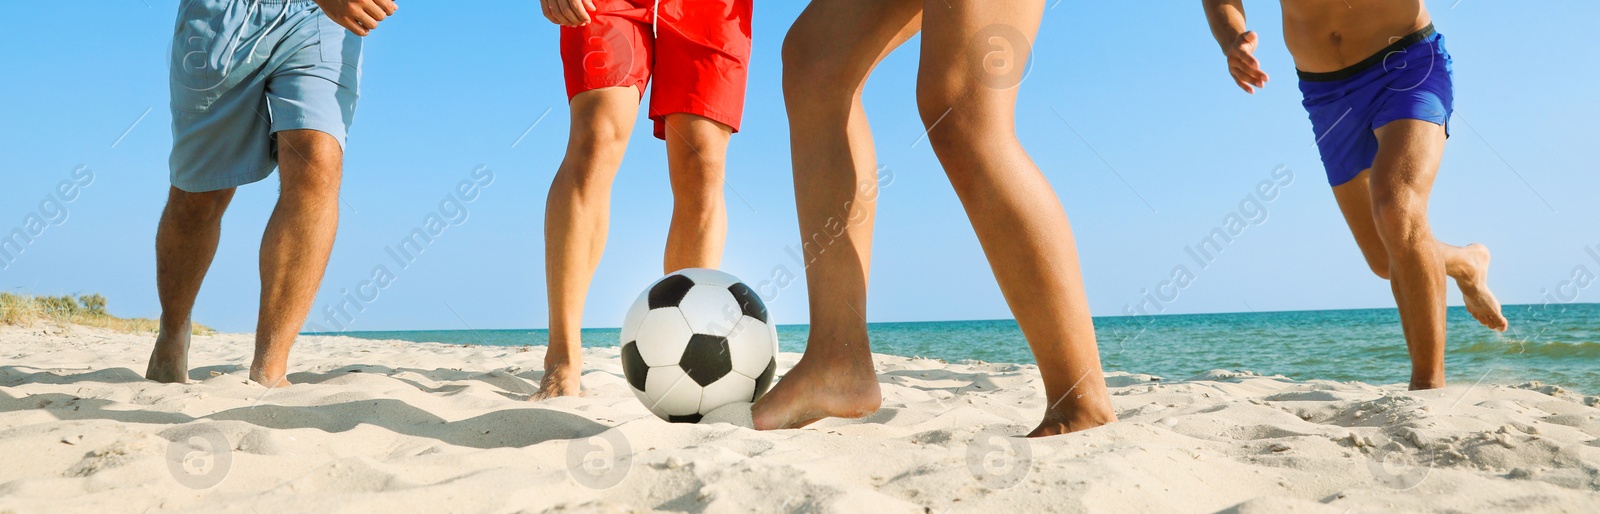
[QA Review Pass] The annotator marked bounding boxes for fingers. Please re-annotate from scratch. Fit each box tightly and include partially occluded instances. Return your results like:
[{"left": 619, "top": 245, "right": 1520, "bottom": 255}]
[
  {"left": 566, "top": 0, "right": 592, "bottom": 26},
  {"left": 1231, "top": 61, "right": 1268, "bottom": 88},
  {"left": 539, "top": 0, "right": 560, "bottom": 25},
  {"left": 361, "top": 1, "right": 389, "bottom": 24},
  {"left": 550, "top": 0, "right": 580, "bottom": 26},
  {"left": 1226, "top": 48, "right": 1269, "bottom": 89},
  {"left": 1234, "top": 51, "right": 1261, "bottom": 74},
  {"left": 340, "top": 17, "right": 370, "bottom": 37},
  {"left": 540, "top": 0, "right": 593, "bottom": 27},
  {"left": 374, "top": 0, "right": 398, "bottom": 16},
  {"left": 350, "top": 9, "right": 379, "bottom": 35},
  {"left": 1230, "top": 70, "right": 1256, "bottom": 94},
  {"left": 1222, "top": 30, "right": 1268, "bottom": 94}
]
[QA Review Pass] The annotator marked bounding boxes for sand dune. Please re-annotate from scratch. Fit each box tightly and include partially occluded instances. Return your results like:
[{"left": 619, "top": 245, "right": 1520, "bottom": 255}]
[{"left": 1, "top": 323, "right": 1598, "bottom": 513}]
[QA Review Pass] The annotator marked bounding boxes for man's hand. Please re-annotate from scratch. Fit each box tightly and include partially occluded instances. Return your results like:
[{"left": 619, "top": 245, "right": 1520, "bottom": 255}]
[
  {"left": 541, "top": 0, "right": 596, "bottom": 27},
  {"left": 315, "top": 0, "right": 398, "bottom": 37},
  {"left": 1225, "top": 30, "right": 1269, "bottom": 94}
]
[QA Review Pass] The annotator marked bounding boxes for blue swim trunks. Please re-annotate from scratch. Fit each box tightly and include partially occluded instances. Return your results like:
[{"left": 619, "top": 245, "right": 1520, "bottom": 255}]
[
  {"left": 1299, "top": 25, "right": 1453, "bottom": 187},
  {"left": 170, "top": 0, "right": 362, "bottom": 193}
]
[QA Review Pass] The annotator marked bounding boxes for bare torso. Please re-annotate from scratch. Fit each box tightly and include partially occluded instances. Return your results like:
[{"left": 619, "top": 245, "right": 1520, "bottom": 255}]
[{"left": 1280, "top": 0, "right": 1432, "bottom": 73}]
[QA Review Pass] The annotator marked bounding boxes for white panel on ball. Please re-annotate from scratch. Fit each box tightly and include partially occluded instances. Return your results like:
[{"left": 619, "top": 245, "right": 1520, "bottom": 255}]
[
  {"left": 725, "top": 317, "right": 776, "bottom": 379},
  {"left": 643, "top": 365, "right": 703, "bottom": 416},
  {"left": 635, "top": 309, "right": 694, "bottom": 367},
  {"left": 677, "top": 285, "right": 741, "bottom": 335},
  {"left": 701, "top": 373, "right": 758, "bottom": 408}
]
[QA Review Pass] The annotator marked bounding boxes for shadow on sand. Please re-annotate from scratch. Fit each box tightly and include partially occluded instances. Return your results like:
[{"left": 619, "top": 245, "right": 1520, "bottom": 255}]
[{"left": 0, "top": 365, "right": 610, "bottom": 449}]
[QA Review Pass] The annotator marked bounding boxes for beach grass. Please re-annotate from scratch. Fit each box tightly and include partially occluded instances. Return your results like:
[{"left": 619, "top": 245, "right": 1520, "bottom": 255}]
[{"left": 0, "top": 293, "right": 213, "bottom": 335}]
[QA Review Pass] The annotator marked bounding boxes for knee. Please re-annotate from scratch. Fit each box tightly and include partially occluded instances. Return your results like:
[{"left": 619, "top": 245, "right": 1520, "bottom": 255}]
[
  {"left": 566, "top": 119, "right": 630, "bottom": 166},
  {"left": 1370, "top": 190, "right": 1428, "bottom": 244},
  {"left": 274, "top": 131, "right": 343, "bottom": 198},
  {"left": 915, "top": 82, "right": 1009, "bottom": 161},
  {"left": 557, "top": 129, "right": 629, "bottom": 197},
  {"left": 665, "top": 117, "right": 730, "bottom": 167},
  {"left": 166, "top": 187, "right": 234, "bottom": 222},
  {"left": 916, "top": 78, "right": 967, "bottom": 131}
]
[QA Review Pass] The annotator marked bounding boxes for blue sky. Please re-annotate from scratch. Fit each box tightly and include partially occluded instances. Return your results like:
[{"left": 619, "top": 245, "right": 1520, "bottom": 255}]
[{"left": 2, "top": 1, "right": 1596, "bottom": 333}]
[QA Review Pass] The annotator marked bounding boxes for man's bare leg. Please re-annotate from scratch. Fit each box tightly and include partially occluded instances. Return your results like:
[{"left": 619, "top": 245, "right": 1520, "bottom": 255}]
[
  {"left": 917, "top": 0, "right": 1114, "bottom": 435},
  {"left": 1368, "top": 119, "right": 1486, "bottom": 389},
  {"left": 662, "top": 113, "right": 732, "bottom": 273},
  {"left": 750, "top": 0, "right": 923, "bottom": 431},
  {"left": 1332, "top": 170, "right": 1507, "bottom": 332},
  {"left": 147, "top": 186, "right": 237, "bottom": 383},
  {"left": 1331, "top": 121, "right": 1508, "bottom": 390},
  {"left": 754, "top": 0, "right": 1116, "bottom": 436},
  {"left": 252, "top": 129, "right": 344, "bottom": 387},
  {"left": 536, "top": 87, "right": 641, "bottom": 400}
]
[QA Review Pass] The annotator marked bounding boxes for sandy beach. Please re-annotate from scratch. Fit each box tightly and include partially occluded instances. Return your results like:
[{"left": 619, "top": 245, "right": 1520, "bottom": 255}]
[{"left": 2, "top": 323, "right": 1598, "bottom": 513}]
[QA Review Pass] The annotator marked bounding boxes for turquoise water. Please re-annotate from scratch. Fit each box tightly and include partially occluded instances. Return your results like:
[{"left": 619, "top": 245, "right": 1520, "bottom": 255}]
[{"left": 321, "top": 303, "right": 1600, "bottom": 394}]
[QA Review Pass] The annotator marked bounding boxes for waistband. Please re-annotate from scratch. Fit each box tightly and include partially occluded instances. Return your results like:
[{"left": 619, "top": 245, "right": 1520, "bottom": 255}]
[{"left": 1296, "top": 24, "right": 1436, "bottom": 82}]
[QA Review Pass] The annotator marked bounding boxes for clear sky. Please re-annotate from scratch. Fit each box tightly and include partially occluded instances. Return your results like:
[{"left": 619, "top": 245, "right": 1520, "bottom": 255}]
[{"left": 2, "top": 1, "right": 1596, "bottom": 333}]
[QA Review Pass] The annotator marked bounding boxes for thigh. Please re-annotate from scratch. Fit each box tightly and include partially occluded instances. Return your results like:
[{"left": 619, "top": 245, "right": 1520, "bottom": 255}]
[
  {"left": 1370, "top": 119, "right": 1445, "bottom": 202},
  {"left": 917, "top": 0, "right": 1045, "bottom": 111},
  {"left": 786, "top": 0, "right": 924, "bottom": 90}
]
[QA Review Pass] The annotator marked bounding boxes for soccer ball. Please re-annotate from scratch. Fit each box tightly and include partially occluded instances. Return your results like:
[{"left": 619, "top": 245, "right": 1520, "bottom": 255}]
[{"left": 619, "top": 268, "right": 778, "bottom": 423}]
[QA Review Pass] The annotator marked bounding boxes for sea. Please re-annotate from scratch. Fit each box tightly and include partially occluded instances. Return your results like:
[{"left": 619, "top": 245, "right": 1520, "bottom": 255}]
[{"left": 323, "top": 303, "right": 1600, "bottom": 395}]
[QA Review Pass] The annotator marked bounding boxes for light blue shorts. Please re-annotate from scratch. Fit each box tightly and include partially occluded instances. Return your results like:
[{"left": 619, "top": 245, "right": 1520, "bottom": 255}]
[{"left": 169, "top": 0, "right": 362, "bottom": 193}]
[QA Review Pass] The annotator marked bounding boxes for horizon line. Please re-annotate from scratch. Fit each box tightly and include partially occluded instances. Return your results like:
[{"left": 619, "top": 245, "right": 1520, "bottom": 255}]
[{"left": 302, "top": 302, "right": 1593, "bottom": 335}]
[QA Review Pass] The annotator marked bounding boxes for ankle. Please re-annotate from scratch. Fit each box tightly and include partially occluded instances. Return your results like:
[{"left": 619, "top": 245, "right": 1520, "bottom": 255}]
[
  {"left": 1409, "top": 369, "right": 1445, "bottom": 390},
  {"left": 1042, "top": 392, "right": 1115, "bottom": 425},
  {"left": 158, "top": 318, "right": 191, "bottom": 339},
  {"left": 544, "top": 355, "right": 582, "bottom": 372},
  {"left": 250, "top": 360, "right": 287, "bottom": 383}
]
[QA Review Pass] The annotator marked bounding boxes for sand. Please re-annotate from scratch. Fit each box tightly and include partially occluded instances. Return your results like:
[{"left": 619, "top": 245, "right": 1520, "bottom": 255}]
[{"left": 1, "top": 323, "right": 1598, "bottom": 513}]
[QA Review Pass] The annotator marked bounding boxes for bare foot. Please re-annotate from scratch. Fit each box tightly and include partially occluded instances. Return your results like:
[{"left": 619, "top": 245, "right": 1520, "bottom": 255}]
[
  {"left": 530, "top": 362, "right": 582, "bottom": 400},
  {"left": 249, "top": 367, "right": 293, "bottom": 388},
  {"left": 1409, "top": 376, "right": 1445, "bottom": 391},
  {"left": 249, "top": 368, "right": 294, "bottom": 384},
  {"left": 751, "top": 353, "right": 880, "bottom": 430},
  {"left": 1456, "top": 244, "right": 1508, "bottom": 332},
  {"left": 1027, "top": 402, "right": 1116, "bottom": 437},
  {"left": 145, "top": 325, "right": 190, "bottom": 383}
]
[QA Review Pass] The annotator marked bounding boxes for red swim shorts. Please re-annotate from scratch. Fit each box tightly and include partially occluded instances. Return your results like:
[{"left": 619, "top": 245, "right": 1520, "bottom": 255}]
[{"left": 560, "top": 0, "right": 753, "bottom": 140}]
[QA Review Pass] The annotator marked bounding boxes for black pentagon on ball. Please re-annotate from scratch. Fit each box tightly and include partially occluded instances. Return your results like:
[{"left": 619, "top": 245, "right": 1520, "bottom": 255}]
[
  {"left": 668, "top": 413, "right": 703, "bottom": 423},
  {"left": 680, "top": 333, "right": 733, "bottom": 387},
  {"left": 647, "top": 274, "right": 696, "bottom": 309},
  {"left": 753, "top": 358, "right": 777, "bottom": 400},
  {"left": 620, "top": 341, "right": 649, "bottom": 391},
  {"left": 726, "top": 282, "right": 768, "bottom": 324}
]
